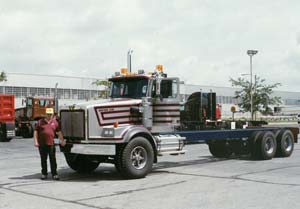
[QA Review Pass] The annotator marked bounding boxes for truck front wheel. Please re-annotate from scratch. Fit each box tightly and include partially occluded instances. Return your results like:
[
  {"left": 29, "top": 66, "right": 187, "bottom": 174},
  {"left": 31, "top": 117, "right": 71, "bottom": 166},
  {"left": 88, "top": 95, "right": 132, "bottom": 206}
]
[
  {"left": 119, "top": 137, "right": 154, "bottom": 179},
  {"left": 64, "top": 153, "right": 99, "bottom": 173}
]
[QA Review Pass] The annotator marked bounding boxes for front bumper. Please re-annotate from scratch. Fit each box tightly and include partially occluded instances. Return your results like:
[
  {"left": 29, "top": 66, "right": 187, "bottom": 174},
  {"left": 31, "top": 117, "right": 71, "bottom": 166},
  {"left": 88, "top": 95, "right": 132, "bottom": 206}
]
[{"left": 62, "top": 143, "right": 116, "bottom": 155}]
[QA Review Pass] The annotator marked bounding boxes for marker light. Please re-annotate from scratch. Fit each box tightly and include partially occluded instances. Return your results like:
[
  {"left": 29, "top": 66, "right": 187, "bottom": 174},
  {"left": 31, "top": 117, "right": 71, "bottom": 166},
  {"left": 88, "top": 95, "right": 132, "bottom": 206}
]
[
  {"left": 156, "top": 65, "right": 163, "bottom": 72},
  {"left": 121, "top": 68, "right": 128, "bottom": 75},
  {"left": 113, "top": 121, "right": 119, "bottom": 128}
]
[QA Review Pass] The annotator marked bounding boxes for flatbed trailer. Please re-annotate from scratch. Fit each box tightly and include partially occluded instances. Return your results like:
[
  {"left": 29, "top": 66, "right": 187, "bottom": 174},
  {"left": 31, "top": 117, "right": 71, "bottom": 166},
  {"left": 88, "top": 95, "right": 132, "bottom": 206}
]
[
  {"left": 173, "top": 127, "right": 298, "bottom": 159},
  {"left": 175, "top": 127, "right": 298, "bottom": 143}
]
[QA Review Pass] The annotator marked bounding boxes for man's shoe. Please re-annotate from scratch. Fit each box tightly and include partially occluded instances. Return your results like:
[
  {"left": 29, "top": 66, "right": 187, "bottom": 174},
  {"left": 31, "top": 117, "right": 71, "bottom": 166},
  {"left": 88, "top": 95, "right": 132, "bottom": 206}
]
[
  {"left": 41, "top": 175, "right": 47, "bottom": 180},
  {"left": 52, "top": 175, "right": 60, "bottom": 180}
]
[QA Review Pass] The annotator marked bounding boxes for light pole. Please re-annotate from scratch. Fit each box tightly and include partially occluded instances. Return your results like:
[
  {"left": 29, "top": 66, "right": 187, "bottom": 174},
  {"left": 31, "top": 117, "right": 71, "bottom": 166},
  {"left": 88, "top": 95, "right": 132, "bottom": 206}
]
[
  {"left": 247, "top": 50, "right": 258, "bottom": 120},
  {"left": 54, "top": 82, "right": 58, "bottom": 113},
  {"left": 127, "top": 49, "right": 133, "bottom": 73}
]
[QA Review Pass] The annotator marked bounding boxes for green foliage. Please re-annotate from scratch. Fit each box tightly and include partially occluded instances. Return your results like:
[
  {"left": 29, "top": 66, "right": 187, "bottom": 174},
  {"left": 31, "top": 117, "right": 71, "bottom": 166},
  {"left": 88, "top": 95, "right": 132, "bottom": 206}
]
[
  {"left": 230, "top": 76, "right": 281, "bottom": 117},
  {"left": 92, "top": 79, "right": 111, "bottom": 98},
  {"left": 0, "top": 71, "right": 7, "bottom": 82}
]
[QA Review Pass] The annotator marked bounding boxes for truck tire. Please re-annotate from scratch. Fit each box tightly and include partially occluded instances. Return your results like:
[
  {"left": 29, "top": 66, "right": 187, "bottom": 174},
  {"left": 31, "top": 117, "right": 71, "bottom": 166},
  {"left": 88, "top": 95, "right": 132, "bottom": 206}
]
[
  {"left": 256, "top": 131, "right": 277, "bottom": 160},
  {"left": 250, "top": 131, "right": 263, "bottom": 159},
  {"left": 0, "top": 136, "right": 9, "bottom": 142},
  {"left": 4, "top": 137, "right": 13, "bottom": 142},
  {"left": 22, "top": 124, "right": 33, "bottom": 138},
  {"left": 119, "top": 137, "right": 154, "bottom": 179},
  {"left": 0, "top": 132, "right": 12, "bottom": 142},
  {"left": 208, "top": 141, "right": 233, "bottom": 158},
  {"left": 114, "top": 144, "right": 125, "bottom": 173},
  {"left": 275, "top": 129, "right": 294, "bottom": 157},
  {"left": 64, "top": 153, "right": 99, "bottom": 173}
]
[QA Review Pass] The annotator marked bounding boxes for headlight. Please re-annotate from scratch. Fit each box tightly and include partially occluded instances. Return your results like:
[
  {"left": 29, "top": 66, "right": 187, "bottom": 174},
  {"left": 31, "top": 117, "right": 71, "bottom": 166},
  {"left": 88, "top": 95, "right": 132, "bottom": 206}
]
[{"left": 102, "top": 128, "right": 115, "bottom": 137}]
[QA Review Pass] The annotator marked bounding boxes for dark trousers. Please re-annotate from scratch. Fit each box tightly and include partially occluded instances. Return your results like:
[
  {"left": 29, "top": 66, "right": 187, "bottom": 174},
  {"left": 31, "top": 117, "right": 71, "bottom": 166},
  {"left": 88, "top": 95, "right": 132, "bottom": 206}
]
[{"left": 38, "top": 145, "right": 57, "bottom": 176}]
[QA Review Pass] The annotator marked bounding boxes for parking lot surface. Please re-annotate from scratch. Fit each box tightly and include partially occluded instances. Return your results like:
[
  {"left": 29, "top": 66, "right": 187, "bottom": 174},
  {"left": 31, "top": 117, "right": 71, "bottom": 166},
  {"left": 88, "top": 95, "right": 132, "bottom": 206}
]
[{"left": 1, "top": 137, "right": 300, "bottom": 209}]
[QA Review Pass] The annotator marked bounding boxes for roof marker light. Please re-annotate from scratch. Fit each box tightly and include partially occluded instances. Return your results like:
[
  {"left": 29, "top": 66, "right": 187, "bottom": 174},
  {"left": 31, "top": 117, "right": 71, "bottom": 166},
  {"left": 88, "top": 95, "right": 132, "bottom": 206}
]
[
  {"left": 121, "top": 68, "right": 128, "bottom": 75},
  {"left": 156, "top": 65, "right": 163, "bottom": 72}
]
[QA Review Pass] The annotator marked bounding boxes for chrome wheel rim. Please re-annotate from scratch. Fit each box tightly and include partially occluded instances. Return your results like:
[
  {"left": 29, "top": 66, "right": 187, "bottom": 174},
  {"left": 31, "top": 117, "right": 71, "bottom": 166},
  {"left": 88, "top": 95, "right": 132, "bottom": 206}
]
[
  {"left": 131, "top": 146, "right": 147, "bottom": 170},
  {"left": 265, "top": 137, "right": 275, "bottom": 154},
  {"left": 283, "top": 135, "right": 293, "bottom": 152}
]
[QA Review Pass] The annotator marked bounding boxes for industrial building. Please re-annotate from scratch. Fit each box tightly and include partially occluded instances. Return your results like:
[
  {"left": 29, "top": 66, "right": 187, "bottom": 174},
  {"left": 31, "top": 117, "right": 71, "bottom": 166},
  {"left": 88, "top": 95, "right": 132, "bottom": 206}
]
[{"left": 1, "top": 72, "right": 300, "bottom": 117}]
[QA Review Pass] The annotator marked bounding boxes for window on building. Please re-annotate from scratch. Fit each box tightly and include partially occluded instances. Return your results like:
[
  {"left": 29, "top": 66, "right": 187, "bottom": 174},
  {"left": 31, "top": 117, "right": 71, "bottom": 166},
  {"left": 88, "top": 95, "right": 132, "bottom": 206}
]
[
  {"left": 37, "top": 88, "right": 45, "bottom": 96},
  {"left": 14, "top": 87, "right": 22, "bottom": 97},
  {"left": 30, "top": 88, "right": 37, "bottom": 96},
  {"left": 64, "top": 89, "right": 70, "bottom": 99}
]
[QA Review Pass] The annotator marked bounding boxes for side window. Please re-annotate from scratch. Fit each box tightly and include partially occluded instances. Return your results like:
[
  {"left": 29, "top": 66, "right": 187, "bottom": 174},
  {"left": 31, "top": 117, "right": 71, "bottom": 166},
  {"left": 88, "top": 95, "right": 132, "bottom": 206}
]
[
  {"left": 27, "top": 98, "right": 33, "bottom": 106},
  {"left": 39, "top": 99, "right": 45, "bottom": 106},
  {"left": 161, "top": 79, "right": 178, "bottom": 98},
  {"left": 45, "top": 100, "right": 50, "bottom": 107}
]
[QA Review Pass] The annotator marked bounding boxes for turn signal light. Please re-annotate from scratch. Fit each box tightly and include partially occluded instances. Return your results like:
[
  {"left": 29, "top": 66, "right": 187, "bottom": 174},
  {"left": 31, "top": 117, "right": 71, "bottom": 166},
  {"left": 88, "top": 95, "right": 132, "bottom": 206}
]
[{"left": 113, "top": 121, "right": 119, "bottom": 128}]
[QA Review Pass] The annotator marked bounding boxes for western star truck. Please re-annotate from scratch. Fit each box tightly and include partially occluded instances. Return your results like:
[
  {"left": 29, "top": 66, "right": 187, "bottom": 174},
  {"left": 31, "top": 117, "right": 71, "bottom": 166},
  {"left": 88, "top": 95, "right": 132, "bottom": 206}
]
[{"left": 60, "top": 66, "right": 299, "bottom": 179}]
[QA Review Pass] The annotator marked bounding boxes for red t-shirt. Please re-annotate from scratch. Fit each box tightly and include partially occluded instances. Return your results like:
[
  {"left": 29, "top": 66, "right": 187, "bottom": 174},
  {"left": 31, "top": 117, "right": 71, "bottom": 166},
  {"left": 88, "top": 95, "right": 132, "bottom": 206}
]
[{"left": 35, "top": 118, "right": 61, "bottom": 145}]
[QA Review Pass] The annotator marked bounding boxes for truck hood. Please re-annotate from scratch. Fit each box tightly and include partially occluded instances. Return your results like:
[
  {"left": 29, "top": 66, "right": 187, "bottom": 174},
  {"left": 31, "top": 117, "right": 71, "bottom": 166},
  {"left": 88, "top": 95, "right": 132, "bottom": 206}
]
[
  {"left": 75, "top": 98, "right": 142, "bottom": 109},
  {"left": 86, "top": 98, "right": 142, "bottom": 127}
]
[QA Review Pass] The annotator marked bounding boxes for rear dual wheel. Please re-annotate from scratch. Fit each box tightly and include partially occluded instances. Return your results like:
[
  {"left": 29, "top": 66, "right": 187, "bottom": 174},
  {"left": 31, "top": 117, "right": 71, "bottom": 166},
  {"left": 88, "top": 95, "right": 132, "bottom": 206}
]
[
  {"left": 250, "top": 131, "right": 277, "bottom": 160},
  {"left": 275, "top": 129, "right": 294, "bottom": 157},
  {"left": 250, "top": 130, "right": 294, "bottom": 160},
  {"left": 258, "top": 131, "right": 277, "bottom": 160}
]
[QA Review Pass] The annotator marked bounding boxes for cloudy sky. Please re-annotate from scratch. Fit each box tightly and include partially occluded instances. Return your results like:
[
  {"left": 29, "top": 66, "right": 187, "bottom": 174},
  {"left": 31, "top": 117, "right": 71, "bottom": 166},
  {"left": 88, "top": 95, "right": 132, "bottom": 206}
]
[{"left": 1, "top": 0, "right": 300, "bottom": 91}]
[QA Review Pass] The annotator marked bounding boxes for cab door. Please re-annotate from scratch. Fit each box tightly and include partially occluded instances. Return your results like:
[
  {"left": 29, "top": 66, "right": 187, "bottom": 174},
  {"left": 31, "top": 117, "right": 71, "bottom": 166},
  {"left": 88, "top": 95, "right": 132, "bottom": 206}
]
[{"left": 151, "top": 78, "right": 180, "bottom": 132}]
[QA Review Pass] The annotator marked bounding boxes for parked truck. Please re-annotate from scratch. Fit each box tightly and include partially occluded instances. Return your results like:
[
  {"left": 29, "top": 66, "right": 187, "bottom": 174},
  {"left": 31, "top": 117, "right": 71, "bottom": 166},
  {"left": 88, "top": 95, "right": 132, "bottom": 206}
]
[
  {"left": 15, "top": 96, "right": 55, "bottom": 138},
  {"left": 60, "top": 66, "right": 298, "bottom": 179},
  {"left": 0, "top": 94, "right": 15, "bottom": 142}
]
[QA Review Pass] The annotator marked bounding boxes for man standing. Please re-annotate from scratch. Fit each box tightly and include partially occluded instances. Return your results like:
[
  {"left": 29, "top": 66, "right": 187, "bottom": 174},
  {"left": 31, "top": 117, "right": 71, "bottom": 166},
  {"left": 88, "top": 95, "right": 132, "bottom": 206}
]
[{"left": 34, "top": 108, "right": 66, "bottom": 180}]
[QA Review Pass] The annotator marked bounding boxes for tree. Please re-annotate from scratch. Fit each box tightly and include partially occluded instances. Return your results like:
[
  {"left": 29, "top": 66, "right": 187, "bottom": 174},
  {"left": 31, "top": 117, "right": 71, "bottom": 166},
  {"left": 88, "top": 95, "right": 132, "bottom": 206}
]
[
  {"left": 92, "top": 79, "right": 111, "bottom": 98},
  {"left": 229, "top": 76, "right": 281, "bottom": 118},
  {"left": 0, "top": 71, "right": 7, "bottom": 82}
]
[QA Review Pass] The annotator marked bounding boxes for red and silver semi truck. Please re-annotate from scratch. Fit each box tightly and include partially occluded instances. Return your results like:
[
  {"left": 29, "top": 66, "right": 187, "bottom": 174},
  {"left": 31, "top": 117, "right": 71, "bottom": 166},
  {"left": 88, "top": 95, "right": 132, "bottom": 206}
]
[{"left": 60, "top": 66, "right": 299, "bottom": 179}]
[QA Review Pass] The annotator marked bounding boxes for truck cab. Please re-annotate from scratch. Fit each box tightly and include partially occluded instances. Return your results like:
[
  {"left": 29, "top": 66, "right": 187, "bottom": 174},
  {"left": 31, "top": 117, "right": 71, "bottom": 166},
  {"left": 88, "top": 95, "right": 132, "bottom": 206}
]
[{"left": 60, "top": 66, "right": 185, "bottom": 178}]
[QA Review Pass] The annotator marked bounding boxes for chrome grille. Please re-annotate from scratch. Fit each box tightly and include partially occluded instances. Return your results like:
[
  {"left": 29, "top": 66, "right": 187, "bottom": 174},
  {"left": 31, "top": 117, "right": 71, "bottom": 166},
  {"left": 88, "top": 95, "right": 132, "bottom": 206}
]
[{"left": 60, "top": 110, "right": 85, "bottom": 140}]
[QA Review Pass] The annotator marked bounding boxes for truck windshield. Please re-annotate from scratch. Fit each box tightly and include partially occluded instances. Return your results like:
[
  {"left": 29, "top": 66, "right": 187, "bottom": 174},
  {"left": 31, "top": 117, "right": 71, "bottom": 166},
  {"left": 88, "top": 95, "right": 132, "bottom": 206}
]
[{"left": 110, "top": 78, "right": 149, "bottom": 99}]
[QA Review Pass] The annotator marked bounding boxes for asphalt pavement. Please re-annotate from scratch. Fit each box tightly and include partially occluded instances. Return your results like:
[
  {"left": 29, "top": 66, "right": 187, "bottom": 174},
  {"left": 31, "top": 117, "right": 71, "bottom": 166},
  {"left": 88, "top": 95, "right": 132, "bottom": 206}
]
[{"left": 0, "top": 136, "right": 300, "bottom": 209}]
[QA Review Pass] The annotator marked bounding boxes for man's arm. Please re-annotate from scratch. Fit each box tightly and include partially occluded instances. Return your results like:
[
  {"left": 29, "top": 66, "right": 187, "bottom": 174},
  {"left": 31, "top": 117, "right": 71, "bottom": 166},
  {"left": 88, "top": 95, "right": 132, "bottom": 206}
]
[
  {"left": 57, "top": 131, "right": 66, "bottom": 146},
  {"left": 34, "top": 130, "right": 39, "bottom": 147}
]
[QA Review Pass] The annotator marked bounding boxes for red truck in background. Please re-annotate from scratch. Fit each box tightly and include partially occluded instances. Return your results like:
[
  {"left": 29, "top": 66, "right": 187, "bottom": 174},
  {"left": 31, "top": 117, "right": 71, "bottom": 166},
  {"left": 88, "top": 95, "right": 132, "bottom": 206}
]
[{"left": 0, "top": 94, "right": 15, "bottom": 142}]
